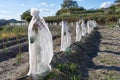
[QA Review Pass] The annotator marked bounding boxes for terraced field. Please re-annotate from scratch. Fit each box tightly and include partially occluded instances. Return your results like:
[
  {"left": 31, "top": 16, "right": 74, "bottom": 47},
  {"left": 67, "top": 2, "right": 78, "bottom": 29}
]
[
  {"left": 0, "top": 25, "right": 120, "bottom": 80},
  {"left": 88, "top": 27, "right": 120, "bottom": 80}
]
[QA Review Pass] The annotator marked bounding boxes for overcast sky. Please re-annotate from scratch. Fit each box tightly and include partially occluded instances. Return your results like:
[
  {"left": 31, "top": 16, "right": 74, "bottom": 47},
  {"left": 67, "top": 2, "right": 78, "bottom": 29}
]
[{"left": 0, "top": 0, "right": 115, "bottom": 20}]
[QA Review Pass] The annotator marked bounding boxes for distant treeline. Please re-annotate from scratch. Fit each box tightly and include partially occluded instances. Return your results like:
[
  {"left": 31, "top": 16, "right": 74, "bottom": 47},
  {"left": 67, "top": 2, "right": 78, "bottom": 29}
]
[
  {"left": 44, "top": 4, "right": 120, "bottom": 24},
  {"left": 20, "top": 3, "right": 120, "bottom": 25},
  {"left": 44, "top": 13, "right": 120, "bottom": 24}
]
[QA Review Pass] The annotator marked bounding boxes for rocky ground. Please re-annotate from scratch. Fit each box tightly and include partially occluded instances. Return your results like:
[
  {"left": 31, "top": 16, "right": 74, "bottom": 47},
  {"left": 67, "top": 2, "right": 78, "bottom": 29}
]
[
  {"left": 88, "top": 27, "right": 120, "bottom": 80},
  {"left": 0, "top": 52, "right": 29, "bottom": 80},
  {"left": 0, "top": 26, "right": 120, "bottom": 80}
]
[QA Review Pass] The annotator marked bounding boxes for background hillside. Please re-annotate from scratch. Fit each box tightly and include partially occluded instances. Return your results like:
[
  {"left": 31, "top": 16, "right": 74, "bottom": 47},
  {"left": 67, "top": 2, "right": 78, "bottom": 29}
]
[
  {"left": 44, "top": 4, "right": 120, "bottom": 25},
  {"left": 0, "top": 19, "right": 18, "bottom": 26}
]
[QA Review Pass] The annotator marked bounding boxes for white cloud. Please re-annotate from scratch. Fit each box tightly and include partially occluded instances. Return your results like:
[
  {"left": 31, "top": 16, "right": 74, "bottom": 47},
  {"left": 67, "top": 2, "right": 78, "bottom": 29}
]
[
  {"left": 100, "top": 1, "right": 113, "bottom": 8},
  {"left": 38, "top": 8, "right": 56, "bottom": 17},
  {"left": 39, "top": 8, "right": 50, "bottom": 13},
  {"left": 79, "top": 0, "right": 82, "bottom": 1},
  {"left": 43, "top": 9, "right": 50, "bottom": 12},
  {"left": 0, "top": 10, "right": 8, "bottom": 14},
  {"left": 0, "top": 10, "right": 21, "bottom": 20},
  {"left": 40, "top": 2, "right": 48, "bottom": 7}
]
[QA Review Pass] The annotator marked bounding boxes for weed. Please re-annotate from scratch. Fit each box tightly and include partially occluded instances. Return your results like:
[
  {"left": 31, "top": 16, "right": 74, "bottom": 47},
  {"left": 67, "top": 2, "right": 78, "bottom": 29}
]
[
  {"left": 0, "top": 26, "right": 27, "bottom": 39},
  {"left": 70, "top": 75, "right": 80, "bottom": 80},
  {"left": 69, "top": 63, "right": 77, "bottom": 73},
  {"left": 16, "top": 44, "right": 22, "bottom": 65},
  {"left": 44, "top": 72, "right": 56, "bottom": 80},
  {"left": 105, "top": 75, "right": 115, "bottom": 80},
  {"left": 3, "top": 48, "right": 7, "bottom": 53},
  {"left": 16, "top": 53, "right": 22, "bottom": 65},
  {"left": 56, "top": 64, "right": 64, "bottom": 71},
  {"left": 56, "top": 63, "right": 78, "bottom": 73}
]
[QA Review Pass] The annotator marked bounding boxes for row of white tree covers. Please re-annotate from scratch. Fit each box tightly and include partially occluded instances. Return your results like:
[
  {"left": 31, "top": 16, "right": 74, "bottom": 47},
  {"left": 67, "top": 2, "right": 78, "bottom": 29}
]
[
  {"left": 27, "top": 7, "right": 97, "bottom": 80},
  {"left": 60, "top": 20, "right": 97, "bottom": 51}
]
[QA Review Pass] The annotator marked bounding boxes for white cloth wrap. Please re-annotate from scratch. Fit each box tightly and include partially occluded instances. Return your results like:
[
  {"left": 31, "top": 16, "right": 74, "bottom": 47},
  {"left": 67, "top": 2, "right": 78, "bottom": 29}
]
[{"left": 27, "top": 8, "right": 53, "bottom": 79}]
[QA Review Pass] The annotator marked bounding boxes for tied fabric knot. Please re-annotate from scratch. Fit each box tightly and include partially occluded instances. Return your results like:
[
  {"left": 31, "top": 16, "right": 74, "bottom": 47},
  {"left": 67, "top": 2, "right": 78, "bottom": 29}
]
[{"left": 32, "top": 23, "right": 39, "bottom": 33}]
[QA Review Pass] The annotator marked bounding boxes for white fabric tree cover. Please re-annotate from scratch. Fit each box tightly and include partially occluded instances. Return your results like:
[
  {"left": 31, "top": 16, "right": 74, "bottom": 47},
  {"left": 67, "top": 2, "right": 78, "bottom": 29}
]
[
  {"left": 27, "top": 8, "right": 53, "bottom": 79},
  {"left": 87, "top": 20, "right": 97, "bottom": 34},
  {"left": 93, "top": 20, "right": 97, "bottom": 28},
  {"left": 60, "top": 21, "right": 71, "bottom": 51},
  {"left": 90, "top": 20, "right": 96, "bottom": 31},
  {"left": 75, "top": 21, "right": 82, "bottom": 42},
  {"left": 90, "top": 20, "right": 94, "bottom": 32},
  {"left": 87, "top": 20, "right": 93, "bottom": 34},
  {"left": 119, "top": 19, "right": 120, "bottom": 24},
  {"left": 87, "top": 21, "right": 91, "bottom": 34},
  {"left": 81, "top": 20, "right": 87, "bottom": 36},
  {"left": 89, "top": 20, "right": 94, "bottom": 33}
]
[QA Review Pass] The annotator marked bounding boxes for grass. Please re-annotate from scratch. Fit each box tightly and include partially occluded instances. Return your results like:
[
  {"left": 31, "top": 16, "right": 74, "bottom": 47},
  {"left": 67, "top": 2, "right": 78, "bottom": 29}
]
[
  {"left": 105, "top": 75, "right": 116, "bottom": 80},
  {"left": 1, "top": 32, "right": 17, "bottom": 38},
  {"left": 2, "top": 48, "right": 7, "bottom": 53},
  {"left": 44, "top": 72, "right": 56, "bottom": 80},
  {"left": 97, "top": 56, "right": 118, "bottom": 65},
  {"left": 70, "top": 75, "right": 80, "bottom": 80},
  {"left": 0, "top": 25, "right": 27, "bottom": 39},
  {"left": 16, "top": 53, "right": 22, "bottom": 65},
  {"left": 69, "top": 63, "right": 78, "bottom": 73},
  {"left": 105, "top": 22, "right": 117, "bottom": 28},
  {"left": 56, "top": 63, "right": 81, "bottom": 79}
]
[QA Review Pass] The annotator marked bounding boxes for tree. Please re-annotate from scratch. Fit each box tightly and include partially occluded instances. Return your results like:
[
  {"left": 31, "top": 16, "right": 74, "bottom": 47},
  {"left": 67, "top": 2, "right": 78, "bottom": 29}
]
[
  {"left": 115, "top": 0, "right": 120, "bottom": 4},
  {"left": 69, "top": 7, "right": 85, "bottom": 11},
  {"left": 61, "top": 0, "right": 79, "bottom": 9},
  {"left": 56, "top": 9, "right": 70, "bottom": 15},
  {"left": 21, "top": 10, "right": 32, "bottom": 23}
]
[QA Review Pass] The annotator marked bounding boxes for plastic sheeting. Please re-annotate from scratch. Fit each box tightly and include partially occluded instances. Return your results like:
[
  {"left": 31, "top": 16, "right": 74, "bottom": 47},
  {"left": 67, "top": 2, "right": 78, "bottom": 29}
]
[
  {"left": 75, "top": 21, "right": 82, "bottom": 42},
  {"left": 87, "top": 21, "right": 91, "bottom": 34},
  {"left": 60, "top": 21, "right": 71, "bottom": 51},
  {"left": 27, "top": 8, "right": 53, "bottom": 79},
  {"left": 81, "top": 20, "right": 87, "bottom": 36},
  {"left": 93, "top": 20, "right": 97, "bottom": 28}
]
